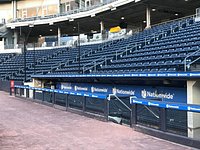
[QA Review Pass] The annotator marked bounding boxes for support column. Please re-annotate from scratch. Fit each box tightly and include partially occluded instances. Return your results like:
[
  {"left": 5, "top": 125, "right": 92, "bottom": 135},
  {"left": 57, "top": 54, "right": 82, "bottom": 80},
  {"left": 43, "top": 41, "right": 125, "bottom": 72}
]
[
  {"left": 100, "top": 21, "right": 105, "bottom": 40},
  {"left": 104, "top": 99, "right": 109, "bottom": 121},
  {"left": 12, "top": 0, "right": 17, "bottom": 20},
  {"left": 24, "top": 82, "right": 33, "bottom": 99},
  {"left": 146, "top": 5, "right": 151, "bottom": 29},
  {"left": 14, "top": 30, "right": 18, "bottom": 49},
  {"left": 57, "top": 27, "right": 61, "bottom": 46},
  {"left": 50, "top": 84, "right": 55, "bottom": 104},
  {"left": 100, "top": 21, "right": 104, "bottom": 33},
  {"left": 58, "top": 0, "right": 61, "bottom": 13},
  {"left": 3, "top": 38, "right": 5, "bottom": 50},
  {"left": 0, "top": 38, "right": 4, "bottom": 50},
  {"left": 85, "top": 0, "right": 91, "bottom": 8},
  {"left": 79, "top": 0, "right": 82, "bottom": 9},
  {"left": 187, "top": 80, "right": 200, "bottom": 140}
]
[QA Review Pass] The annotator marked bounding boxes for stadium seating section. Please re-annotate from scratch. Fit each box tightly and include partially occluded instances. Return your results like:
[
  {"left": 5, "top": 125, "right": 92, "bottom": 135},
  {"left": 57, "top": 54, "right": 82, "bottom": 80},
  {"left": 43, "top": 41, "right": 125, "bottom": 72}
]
[{"left": 1, "top": 16, "right": 200, "bottom": 81}]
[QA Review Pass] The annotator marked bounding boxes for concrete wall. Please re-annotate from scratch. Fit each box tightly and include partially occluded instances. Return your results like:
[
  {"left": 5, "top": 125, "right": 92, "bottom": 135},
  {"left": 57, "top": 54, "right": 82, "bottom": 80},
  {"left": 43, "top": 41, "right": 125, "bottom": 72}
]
[
  {"left": 17, "top": 0, "right": 59, "bottom": 9},
  {"left": 4, "top": 29, "right": 15, "bottom": 49},
  {"left": 0, "top": 3, "right": 12, "bottom": 23},
  {"left": 17, "top": 0, "right": 59, "bottom": 18},
  {"left": 24, "top": 82, "right": 33, "bottom": 98},
  {"left": 0, "top": 80, "right": 23, "bottom": 93},
  {"left": 0, "top": 38, "right": 4, "bottom": 50},
  {"left": 187, "top": 80, "right": 200, "bottom": 140}
]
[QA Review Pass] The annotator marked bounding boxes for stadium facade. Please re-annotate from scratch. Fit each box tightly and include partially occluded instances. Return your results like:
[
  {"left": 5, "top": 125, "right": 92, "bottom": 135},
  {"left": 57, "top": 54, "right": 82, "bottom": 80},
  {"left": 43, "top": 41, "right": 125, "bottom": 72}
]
[{"left": 1, "top": 0, "right": 200, "bottom": 148}]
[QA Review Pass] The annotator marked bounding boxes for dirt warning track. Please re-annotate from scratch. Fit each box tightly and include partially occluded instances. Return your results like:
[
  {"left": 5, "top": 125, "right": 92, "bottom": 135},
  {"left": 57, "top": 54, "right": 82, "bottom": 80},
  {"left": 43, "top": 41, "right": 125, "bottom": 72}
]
[{"left": 0, "top": 91, "right": 194, "bottom": 150}]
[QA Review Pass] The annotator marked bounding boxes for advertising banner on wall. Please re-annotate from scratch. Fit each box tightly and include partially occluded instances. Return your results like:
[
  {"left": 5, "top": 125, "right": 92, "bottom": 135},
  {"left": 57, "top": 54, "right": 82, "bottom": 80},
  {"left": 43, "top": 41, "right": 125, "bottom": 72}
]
[{"left": 57, "top": 82, "right": 187, "bottom": 103}]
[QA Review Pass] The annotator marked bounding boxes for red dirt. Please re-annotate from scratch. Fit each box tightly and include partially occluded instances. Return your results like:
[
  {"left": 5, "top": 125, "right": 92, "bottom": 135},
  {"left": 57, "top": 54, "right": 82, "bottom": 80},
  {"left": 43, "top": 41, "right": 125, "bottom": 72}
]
[{"left": 0, "top": 91, "right": 194, "bottom": 150}]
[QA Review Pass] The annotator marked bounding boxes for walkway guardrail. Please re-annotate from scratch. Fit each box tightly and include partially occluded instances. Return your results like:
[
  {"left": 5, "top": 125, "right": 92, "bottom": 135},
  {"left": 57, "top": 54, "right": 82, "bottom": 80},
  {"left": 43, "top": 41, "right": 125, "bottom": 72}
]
[
  {"left": 130, "top": 97, "right": 200, "bottom": 135},
  {"left": 14, "top": 85, "right": 107, "bottom": 99},
  {"left": 130, "top": 98, "right": 200, "bottom": 113},
  {"left": 129, "top": 97, "right": 200, "bottom": 148},
  {"left": 11, "top": 0, "right": 118, "bottom": 23}
]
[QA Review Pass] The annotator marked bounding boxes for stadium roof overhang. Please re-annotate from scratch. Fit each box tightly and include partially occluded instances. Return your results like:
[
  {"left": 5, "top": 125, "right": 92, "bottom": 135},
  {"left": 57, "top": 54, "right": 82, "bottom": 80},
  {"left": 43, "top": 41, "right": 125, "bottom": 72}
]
[
  {"left": 6, "top": 0, "right": 200, "bottom": 39},
  {"left": 0, "top": 0, "right": 11, "bottom": 3}
]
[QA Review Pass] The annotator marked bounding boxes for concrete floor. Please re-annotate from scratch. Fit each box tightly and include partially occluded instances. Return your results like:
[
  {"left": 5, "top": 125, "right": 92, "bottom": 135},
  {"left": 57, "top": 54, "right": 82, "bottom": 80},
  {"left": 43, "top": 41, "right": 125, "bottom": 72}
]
[{"left": 0, "top": 91, "right": 195, "bottom": 150}]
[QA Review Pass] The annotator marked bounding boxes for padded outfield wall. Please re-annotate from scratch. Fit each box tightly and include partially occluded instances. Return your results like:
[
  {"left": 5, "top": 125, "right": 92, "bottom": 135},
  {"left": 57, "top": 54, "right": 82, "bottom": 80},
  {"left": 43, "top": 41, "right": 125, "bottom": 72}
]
[{"left": 57, "top": 82, "right": 187, "bottom": 103}]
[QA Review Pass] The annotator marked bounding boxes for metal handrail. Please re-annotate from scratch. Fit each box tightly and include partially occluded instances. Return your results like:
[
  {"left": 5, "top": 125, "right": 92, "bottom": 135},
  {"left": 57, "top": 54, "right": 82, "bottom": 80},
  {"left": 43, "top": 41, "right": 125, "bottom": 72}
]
[
  {"left": 184, "top": 48, "right": 200, "bottom": 71},
  {"left": 82, "top": 32, "right": 164, "bottom": 73},
  {"left": 75, "top": 48, "right": 93, "bottom": 62},
  {"left": 114, "top": 34, "right": 159, "bottom": 61},
  {"left": 115, "top": 42, "right": 141, "bottom": 60},
  {"left": 69, "top": 39, "right": 123, "bottom": 72},
  {"left": 87, "top": 60, "right": 105, "bottom": 73},
  {"left": 108, "top": 94, "right": 131, "bottom": 111},
  {"left": 187, "top": 56, "right": 200, "bottom": 69},
  {"left": 48, "top": 47, "right": 78, "bottom": 71},
  {"left": 151, "top": 14, "right": 195, "bottom": 29},
  {"left": 21, "top": 11, "right": 181, "bottom": 76},
  {"left": 82, "top": 56, "right": 107, "bottom": 73}
]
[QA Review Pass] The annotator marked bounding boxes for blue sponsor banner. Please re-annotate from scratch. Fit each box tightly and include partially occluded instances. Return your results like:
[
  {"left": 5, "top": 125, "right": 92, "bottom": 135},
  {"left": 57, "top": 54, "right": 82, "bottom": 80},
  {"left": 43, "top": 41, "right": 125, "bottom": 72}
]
[
  {"left": 60, "top": 82, "right": 112, "bottom": 94},
  {"left": 130, "top": 97, "right": 200, "bottom": 113},
  {"left": 59, "top": 82, "right": 187, "bottom": 103},
  {"left": 14, "top": 85, "right": 107, "bottom": 99},
  {"left": 15, "top": 83, "right": 187, "bottom": 103},
  {"left": 15, "top": 85, "right": 200, "bottom": 113},
  {"left": 32, "top": 72, "right": 200, "bottom": 79},
  {"left": 136, "top": 86, "right": 186, "bottom": 103}
]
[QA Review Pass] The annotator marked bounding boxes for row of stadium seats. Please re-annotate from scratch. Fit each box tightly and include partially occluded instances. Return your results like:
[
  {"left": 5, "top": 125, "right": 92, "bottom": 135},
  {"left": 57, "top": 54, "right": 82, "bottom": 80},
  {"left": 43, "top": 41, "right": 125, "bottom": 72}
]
[
  {"left": 97, "top": 19, "right": 199, "bottom": 73},
  {"left": 51, "top": 16, "right": 196, "bottom": 74},
  {"left": 8, "top": 44, "right": 100, "bottom": 80},
  {"left": 0, "top": 53, "right": 15, "bottom": 64},
  {"left": 0, "top": 16, "right": 198, "bottom": 81},
  {"left": 0, "top": 48, "right": 61, "bottom": 80}
]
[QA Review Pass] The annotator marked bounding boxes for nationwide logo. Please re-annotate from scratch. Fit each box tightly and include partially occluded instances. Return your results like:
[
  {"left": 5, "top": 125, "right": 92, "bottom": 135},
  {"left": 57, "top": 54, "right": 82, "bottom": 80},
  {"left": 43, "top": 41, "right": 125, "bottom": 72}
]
[
  {"left": 141, "top": 89, "right": 147, "bottom": 98},
  {"left": 112, "top": 87, "right": 135, "bottom": 95},
  {"left": 91, "top": 86, "right": 108, "bottom": 93},
  {"left": 112, "top": 88, "right": 117, "bottom": 95},
  {"left": 141, "top": 89, "right": 174, "bottom": 100},
  {"left": 74, "top": 86, "right": 88, "bottom": 91}
]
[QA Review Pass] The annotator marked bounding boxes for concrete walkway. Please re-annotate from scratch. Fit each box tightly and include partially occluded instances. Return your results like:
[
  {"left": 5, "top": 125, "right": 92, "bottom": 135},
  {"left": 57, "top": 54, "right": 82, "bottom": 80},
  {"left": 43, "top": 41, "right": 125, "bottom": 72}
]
[{"left": 0, "top": 91, "right": 195, "bottom": 150}]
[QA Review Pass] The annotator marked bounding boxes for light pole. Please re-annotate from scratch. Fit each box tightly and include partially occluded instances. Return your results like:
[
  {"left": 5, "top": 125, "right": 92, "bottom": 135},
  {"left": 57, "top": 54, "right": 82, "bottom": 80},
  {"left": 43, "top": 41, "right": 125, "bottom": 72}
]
[
  {"left": 33, "top": 42, "right": 36, "bottom": 75},
  {"left": 77, "top": 22, "right": 81, "bottom": 74},
  {"left": 23, "top": 41, "right": 27, "bottom": 82},
  {"left": 23, "top": 27, "right": 32, "bottom": 82}
]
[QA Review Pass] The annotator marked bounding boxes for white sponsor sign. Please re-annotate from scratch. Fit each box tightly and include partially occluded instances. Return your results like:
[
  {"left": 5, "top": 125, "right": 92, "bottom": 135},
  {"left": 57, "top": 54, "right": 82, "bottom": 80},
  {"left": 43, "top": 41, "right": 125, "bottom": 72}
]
[
  {"left": 112, "top": 87, "right": 135, "bottom": 95},
  {"left": 91, "top": 86, "right": 108, "bottom": 93},
  {"left": 141, "top": 89, "right": 174, "bottom": 100}
]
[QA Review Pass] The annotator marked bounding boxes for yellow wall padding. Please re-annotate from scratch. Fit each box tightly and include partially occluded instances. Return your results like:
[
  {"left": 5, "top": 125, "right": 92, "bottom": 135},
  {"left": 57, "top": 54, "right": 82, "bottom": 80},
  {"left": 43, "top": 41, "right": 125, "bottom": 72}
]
[{"left": 110, "top": 26, "right": 121, "bottom": 33}]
